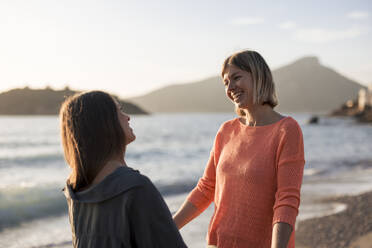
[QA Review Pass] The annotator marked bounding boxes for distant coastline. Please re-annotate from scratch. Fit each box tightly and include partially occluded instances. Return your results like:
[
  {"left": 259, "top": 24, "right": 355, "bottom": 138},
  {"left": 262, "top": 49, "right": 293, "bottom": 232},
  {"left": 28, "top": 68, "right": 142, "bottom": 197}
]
[
  {"left": 330, "top": 85, "right": 372, "bottom": 123},
  {"left": 331, "top": 101, "right": 372, "bottom": 123},
  {"left": 0, "top": 87, "right": 148, "bottom": 115}
]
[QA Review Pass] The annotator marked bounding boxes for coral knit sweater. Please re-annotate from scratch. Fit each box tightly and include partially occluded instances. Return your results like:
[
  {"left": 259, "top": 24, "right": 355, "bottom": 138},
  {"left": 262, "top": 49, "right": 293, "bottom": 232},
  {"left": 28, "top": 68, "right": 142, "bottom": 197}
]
[{"left": 187, "top": 117, "right": 305, "bottom": 248}]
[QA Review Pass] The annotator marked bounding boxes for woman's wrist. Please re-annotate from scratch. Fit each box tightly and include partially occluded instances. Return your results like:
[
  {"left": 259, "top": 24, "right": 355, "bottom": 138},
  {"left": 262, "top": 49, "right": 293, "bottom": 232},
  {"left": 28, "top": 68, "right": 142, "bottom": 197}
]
[
  {"left": 173, "top": 200, "right": 199, "bottom": 229},
  {"left": 271, "top": 222, "right": 293, "bottom": 248}
]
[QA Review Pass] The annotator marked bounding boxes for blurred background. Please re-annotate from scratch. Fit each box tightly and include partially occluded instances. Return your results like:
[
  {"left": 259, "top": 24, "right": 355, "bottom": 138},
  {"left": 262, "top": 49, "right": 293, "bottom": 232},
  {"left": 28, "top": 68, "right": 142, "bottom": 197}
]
[{"left": 0, "top": 0, "right": 371, "bottom": 247}]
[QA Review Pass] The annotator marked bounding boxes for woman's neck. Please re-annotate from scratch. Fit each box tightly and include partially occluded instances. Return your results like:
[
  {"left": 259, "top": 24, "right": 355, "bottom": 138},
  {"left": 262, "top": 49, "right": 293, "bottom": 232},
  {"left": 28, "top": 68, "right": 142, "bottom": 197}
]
[
  {"left": 241, "top": 105, "right": 283, "bottom": 126},
  {"left": 91, "top": 157, "right": 126, "bottom": 185}
]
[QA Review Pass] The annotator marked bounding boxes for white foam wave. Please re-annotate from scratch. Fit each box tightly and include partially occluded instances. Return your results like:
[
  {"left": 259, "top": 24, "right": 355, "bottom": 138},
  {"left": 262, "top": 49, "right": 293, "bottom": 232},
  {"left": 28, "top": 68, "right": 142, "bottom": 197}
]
[{"left": 0, "top": 185, "right": 67, "bottom": 230}]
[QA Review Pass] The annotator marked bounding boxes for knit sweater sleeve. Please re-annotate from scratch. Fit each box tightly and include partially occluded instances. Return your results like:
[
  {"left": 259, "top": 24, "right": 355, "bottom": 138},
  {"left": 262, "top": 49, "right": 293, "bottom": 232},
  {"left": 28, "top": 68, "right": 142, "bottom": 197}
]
[
  {"left": 186, "top": 147, "right": 216, "bottom": 212},
  {"left": 272, "top": 119, "right": 305, "bottom": 228}
]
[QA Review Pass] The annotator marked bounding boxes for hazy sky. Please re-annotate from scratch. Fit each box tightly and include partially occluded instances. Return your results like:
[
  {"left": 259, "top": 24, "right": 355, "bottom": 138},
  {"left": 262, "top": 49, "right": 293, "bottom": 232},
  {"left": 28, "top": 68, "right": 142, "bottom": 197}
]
[{"left": 0, "top": 0, "right": 371, "bottom": 97}]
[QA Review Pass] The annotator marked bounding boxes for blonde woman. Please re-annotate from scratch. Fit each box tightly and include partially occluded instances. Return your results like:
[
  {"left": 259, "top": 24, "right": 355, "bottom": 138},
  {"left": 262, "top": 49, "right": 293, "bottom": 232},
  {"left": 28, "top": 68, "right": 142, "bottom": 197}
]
[{"left": 173, "top": 50, "right": 305, "bottom": 248}]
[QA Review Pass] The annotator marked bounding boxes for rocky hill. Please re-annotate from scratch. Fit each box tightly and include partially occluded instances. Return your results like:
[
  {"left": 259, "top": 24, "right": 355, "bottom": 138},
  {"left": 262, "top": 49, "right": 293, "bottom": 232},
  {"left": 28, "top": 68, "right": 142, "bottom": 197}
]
[{"left": 0, "top": 87, "right": 148, "bottom": 115}]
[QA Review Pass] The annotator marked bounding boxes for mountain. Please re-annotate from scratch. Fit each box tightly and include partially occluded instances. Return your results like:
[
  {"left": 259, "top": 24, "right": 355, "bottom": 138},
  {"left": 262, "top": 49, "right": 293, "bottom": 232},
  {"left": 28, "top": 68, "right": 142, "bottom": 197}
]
[
  {"left": 129, "top": 77, "right": 231, "bottom": 113},
  {"left": 0, "top": 87, "right": 148, "bottom": 115},
  {"left": 128, "top": 57, "right": 365, "bottom": 113},
  {"left": 272, "top": 57, "right": 364, "bottom": 113}
]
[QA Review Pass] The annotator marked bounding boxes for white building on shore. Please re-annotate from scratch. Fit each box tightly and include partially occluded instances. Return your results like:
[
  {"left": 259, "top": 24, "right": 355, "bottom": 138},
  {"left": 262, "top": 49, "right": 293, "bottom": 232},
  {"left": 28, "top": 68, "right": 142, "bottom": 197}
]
[{"left": 358, "top": 83, "right": 372, "bottom": 111}]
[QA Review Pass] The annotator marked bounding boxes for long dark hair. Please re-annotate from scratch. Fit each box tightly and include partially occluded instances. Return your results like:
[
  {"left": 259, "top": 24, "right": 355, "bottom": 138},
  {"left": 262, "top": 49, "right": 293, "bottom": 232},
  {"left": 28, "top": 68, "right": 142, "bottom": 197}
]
[{"left": 60, "top": 91, "right": 126, "bottom": 191}]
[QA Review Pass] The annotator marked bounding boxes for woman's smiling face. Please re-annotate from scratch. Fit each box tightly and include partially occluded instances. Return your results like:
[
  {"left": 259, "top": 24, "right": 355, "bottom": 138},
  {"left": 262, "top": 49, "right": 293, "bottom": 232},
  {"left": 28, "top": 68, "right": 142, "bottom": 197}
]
[
  {"left": 223, "top": 65, "right": 254, "bottom": 109},
  {"left": 116, "top": 103, "right": 136, "bottom": 145}
]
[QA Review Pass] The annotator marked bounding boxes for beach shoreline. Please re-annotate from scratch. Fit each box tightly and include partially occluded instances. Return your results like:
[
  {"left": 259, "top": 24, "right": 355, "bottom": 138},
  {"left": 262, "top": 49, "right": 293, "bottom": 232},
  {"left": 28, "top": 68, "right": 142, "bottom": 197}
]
[
  {"left": 4, "top": 189, "right": 372, "bottom": 248},
  {"left": 296, "top": 190, "right": 372, "bottom": 248},
  {"left": 169, "top": 186, "right": 372, "bottom": 248}
]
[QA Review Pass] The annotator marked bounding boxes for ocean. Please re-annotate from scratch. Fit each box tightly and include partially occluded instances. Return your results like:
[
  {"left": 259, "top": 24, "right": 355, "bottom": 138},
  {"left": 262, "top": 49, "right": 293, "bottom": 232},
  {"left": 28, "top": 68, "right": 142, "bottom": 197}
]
[{"left": 0, "top": 113, "right": 372, "bottom": 247}]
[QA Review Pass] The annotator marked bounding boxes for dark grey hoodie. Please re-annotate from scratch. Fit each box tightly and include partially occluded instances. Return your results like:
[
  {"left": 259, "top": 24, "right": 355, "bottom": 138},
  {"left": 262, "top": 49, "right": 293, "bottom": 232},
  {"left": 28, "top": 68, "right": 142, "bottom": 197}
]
[{"left": 63, "top": 166, "right": 187, "bottom": 248}]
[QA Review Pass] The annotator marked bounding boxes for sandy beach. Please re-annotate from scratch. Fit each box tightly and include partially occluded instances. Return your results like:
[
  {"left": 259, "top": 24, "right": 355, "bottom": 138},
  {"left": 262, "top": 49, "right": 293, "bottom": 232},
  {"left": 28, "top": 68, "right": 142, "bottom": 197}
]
[
  {"left": 296, "top": 190, "right": 372, "bottom": 248},
  {"left": 169, "top": 189, "right": 372, "bottom": 248}
]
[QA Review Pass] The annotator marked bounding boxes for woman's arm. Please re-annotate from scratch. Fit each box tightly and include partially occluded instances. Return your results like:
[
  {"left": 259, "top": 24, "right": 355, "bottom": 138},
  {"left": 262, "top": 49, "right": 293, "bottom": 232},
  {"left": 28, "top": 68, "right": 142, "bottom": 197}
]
[
  {"left": 173, "top": 147, "right": 217, "bottom": 229},
  {"left": 272, "top": 120, "right": 305, "bottom": 247},
  {"left": 271, "top": 222, "right": 293, "bottom": 248},
  {"left": 173, "top": 200, "right": 199, "bottom": 229}
]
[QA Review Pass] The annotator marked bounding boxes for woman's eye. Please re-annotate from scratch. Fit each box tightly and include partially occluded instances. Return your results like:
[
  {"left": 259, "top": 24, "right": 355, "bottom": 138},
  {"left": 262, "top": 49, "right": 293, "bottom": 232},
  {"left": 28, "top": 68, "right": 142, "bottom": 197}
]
[{"left": 233, "top": 76, "right": 241, "bottom": 80}]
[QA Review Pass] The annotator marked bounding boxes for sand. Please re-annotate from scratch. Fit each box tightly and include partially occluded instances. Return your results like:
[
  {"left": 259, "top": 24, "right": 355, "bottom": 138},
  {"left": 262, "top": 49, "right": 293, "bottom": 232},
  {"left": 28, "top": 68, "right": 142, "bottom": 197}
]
[
  {"left": 170, "top": 190, "right": 372, "bottom": 248},
  {"left": 296, "top": 191, "right": 372, "bottom": 248}
]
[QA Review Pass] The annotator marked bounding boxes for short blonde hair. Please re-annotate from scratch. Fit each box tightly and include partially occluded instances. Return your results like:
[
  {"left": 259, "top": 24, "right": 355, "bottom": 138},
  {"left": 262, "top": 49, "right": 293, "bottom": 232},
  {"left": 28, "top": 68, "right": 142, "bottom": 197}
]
[{"left": 222, "top": 50, "right": 278, "bottom": 115}]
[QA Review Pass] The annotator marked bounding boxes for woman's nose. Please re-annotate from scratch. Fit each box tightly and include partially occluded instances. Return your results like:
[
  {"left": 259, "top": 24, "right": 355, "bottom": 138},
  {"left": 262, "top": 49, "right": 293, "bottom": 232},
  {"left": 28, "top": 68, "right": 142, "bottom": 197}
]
[
  {"left": 227, "top": 81, "right": 235, "bottom": 92},
  {"left": 123, "top": 112, "right": 130, "bottom": 121}
]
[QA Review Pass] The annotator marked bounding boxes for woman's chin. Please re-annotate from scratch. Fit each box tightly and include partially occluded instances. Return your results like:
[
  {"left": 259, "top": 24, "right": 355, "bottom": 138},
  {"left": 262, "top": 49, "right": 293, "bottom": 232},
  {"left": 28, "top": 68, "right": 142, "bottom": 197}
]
[
  {"left": 125, "top": 134, "right": 136, "bottom": 145},
  {"left": 130, "top": 134, "right": 136, "bottom": 143}
]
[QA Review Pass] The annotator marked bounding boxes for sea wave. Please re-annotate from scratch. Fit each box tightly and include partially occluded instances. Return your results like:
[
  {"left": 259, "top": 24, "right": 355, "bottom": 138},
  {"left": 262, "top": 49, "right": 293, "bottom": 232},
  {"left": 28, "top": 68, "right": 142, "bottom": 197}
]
[
  {"left": 0, "top": 141, "right": 60, "bottom": 149},
  {"left": 0, "top": 185, "right": 67, "bottom": 231},
  {"left": 304, "top": 159, "right": 372, "bottom": 180},
  {"left": 0, "top": 153, "right": 64, "bottom": 168},
  {"left": 1, "top": 160, "right": 372, "bottom": 232},
  {"left": 156, "top": 180, "right": 197, "bottom": 196},
  {"left": 0, "top": 179, "right": 197, "bottom": 231}
]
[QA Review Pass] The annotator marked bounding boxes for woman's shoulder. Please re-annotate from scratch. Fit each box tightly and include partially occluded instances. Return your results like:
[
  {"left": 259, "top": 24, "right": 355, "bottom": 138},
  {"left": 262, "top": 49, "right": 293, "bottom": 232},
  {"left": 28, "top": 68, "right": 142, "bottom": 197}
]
[
  {"left": 67, "top": 167, "right": 152, "bottom": 203},
  {"left": 116, "top": 167, "right": 159, "bottom": 193},
  {"left": 217, "top": 118, "right": 240, "bottom": 132},
  {"left": 276, "top": 116, "right": 303, "bottom": 138},
  {"left": 114, "top": 167, "right": 155, "bottom": 189},
  {"left": 100, "top": 168, "right": 161, "bottom": 206},
  {"left": 279, "top": 116, "right": 301, "bottom": 129}
]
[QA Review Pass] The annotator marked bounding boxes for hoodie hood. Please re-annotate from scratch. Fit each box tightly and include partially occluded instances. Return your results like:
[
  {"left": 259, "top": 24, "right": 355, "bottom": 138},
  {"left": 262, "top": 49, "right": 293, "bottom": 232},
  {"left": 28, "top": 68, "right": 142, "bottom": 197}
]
[{"left": 63, "top": 166, "right": 144, "bottom": 203}]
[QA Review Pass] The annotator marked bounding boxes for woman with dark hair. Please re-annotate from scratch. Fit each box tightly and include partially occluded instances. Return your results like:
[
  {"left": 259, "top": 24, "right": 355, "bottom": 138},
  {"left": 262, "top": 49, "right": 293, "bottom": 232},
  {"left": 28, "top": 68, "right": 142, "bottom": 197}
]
[
  {"left": 173, "top": 50, "right": 305, "bottom": 248},
  {"left": 61, "top": 91, "right": 186, "bottom": 248}
]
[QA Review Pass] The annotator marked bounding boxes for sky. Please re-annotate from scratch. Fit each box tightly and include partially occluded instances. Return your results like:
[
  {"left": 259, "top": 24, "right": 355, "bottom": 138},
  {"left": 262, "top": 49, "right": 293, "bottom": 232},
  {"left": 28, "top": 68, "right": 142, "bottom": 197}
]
[{"left": 0, "top": 0, "right": 371, "bottom": 98}]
